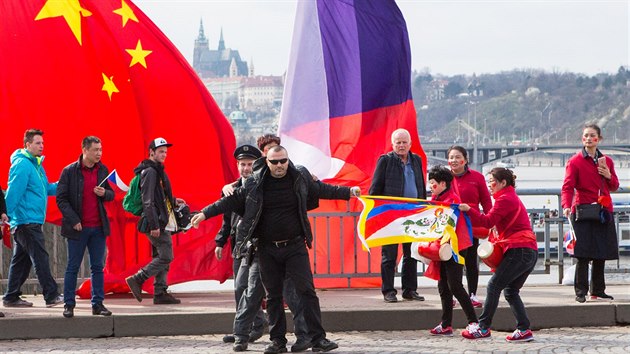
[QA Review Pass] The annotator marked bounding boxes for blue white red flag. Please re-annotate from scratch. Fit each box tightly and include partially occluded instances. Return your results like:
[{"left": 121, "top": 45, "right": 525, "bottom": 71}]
[
  {"left": 357, "top": 196, "right": 467, "bottom": 264},
  {"left": 563, "top": 230, "right": 575, "bottom": 255},
  {"left": 278, "top": 0, "right": 425, "bottom": 188},
  {"left": 104, "top": 169, "right": 129, "bottom": 192}
]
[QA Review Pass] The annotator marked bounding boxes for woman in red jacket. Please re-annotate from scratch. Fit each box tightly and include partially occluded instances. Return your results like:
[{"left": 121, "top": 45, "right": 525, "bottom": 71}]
[
  {"left": 561, "top": 124, "right": 619, "bottom": 303},
  {"left": 426, "top": 166, "right": 478, "bottom": 337},
  {"left": 459, "top": 168, "right": 537, "bottom": 342},
  {"left": 447, "top": 146, "right": 492, "bottom": 308}
]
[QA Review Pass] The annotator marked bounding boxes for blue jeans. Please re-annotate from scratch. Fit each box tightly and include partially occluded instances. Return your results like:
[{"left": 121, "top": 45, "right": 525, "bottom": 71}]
[
  {"left": 233, "top": 256, "right": 266, "bottom": 338},
  {"left": 63, "top": 227, "right": 106, "bottom": 306},
  {"left": 479, "top": 247, "right": 538, "bottom": 331},
  {"left": 3, "top": 224, "right": 59, "bottom": 303}
]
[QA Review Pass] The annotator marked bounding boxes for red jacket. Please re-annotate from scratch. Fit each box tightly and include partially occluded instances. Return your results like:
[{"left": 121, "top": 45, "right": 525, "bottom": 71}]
[
  {"left": 466, "top": 186, "right": 537, "bottom": 251},
  {"left": 561, "top": 149, "right": 619, "bottom": 212},
  {"left": 453, "top": 168, "right": 492, "bottom": 213},
  {"left": 432, "top": 187, "right": 472, "bottom": 251}
]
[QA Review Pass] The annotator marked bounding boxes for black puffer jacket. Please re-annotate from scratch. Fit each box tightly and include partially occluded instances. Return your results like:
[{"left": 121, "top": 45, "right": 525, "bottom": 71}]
[
  {"left": 134, "top": 159, "right": 176, "bottom": 231},
  {"left": 369, "top": 151, "right": 426, "bottom": 199},
  {"left": 56, "top": 156, "right": 115, "bottom": 239},
  {"left": 202, "top": 161, "right": 350, "bottom": 248}
]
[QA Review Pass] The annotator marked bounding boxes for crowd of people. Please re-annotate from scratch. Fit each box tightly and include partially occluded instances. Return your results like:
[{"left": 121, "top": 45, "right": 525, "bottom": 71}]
[{"left": 0, "top": 124, "right": 620, "bottom": 352}]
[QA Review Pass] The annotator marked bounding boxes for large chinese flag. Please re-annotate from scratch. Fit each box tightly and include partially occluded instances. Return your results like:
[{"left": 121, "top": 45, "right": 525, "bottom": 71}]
[
  {"left": 279, "top": 0, "right": 425, "bottom": 287},
  {"left": 0, "top": 0, "right": 236, "bottom": 295}
]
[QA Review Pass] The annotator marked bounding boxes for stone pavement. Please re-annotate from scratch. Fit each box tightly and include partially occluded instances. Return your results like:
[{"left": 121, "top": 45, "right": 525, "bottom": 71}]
[
  {"left": 1, "top": 326, "right": 629, "bottom": 353},
  {"left": 0, "top": 282, "right": 628, "bottom": 341}
]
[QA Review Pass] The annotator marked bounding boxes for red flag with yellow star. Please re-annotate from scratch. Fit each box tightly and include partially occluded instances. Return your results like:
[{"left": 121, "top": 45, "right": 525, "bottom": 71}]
[{"left": 0, "top": 0, "right": 237, "bottom": 296}]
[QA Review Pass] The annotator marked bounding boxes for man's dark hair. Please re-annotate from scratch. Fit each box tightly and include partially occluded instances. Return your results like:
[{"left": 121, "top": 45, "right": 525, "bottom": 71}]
[
  {"left": 428, "top": 165, "right": 453, "bottom": 188},
  {"left": 24, "top": 129, "right": 44, "bottom": 147},
  {"left": 268, "top": 145, "right": 286, "bottom": 154},
  {"left": 257, "top": 134, "right": 281, "bottom": 151},
  {"left": 82, "top": 136, "right": 101, "bottom": 150}
]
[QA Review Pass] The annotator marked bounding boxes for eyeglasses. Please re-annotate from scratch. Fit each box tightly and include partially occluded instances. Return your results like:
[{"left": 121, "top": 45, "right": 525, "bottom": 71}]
[{"left": 268, "top": 158, "right": 288, "bottom": 165}]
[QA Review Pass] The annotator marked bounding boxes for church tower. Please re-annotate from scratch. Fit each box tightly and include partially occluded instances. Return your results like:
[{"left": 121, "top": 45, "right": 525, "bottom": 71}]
[
  {"left": 248, "top": 57, "right": 255, "bottom": 77},
  {"left": 218, "top": 27, "right": 225, "bottom": 51},
  {"left": 193, "top": 19, "right": 209, "bottom": 71}
]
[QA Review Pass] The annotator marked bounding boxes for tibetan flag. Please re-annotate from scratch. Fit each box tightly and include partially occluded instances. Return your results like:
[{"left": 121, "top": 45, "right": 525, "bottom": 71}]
[
  {"left": 357, "top": 196, "right": 466, "bottom": 265},
  {"left": 103, "top": 169, "right": 129, "bottom": 192},
  {"left": 0, "top": 0, "right": 236, "bottom": 295}
]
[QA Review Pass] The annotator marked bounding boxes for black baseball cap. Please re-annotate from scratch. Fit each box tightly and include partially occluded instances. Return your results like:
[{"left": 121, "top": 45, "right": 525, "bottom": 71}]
[{"left": 149, "top": 137, "right": 173, "bottom": 150}]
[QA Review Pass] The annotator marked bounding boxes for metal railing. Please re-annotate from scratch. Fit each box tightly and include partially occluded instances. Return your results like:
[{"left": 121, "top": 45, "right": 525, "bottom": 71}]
[{"left": 1, "top": 189, "right": 628, "bottom": 293}]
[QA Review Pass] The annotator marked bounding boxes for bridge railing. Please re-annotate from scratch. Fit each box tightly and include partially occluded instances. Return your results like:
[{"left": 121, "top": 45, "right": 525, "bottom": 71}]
[{"left": 1, "top": 188, "right": 628, "bottom": 293}]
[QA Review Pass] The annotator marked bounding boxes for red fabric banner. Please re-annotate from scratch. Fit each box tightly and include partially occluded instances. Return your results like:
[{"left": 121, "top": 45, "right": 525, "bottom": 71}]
[{"left": 0, "top": 0, "right": 237, "bottom": 296}]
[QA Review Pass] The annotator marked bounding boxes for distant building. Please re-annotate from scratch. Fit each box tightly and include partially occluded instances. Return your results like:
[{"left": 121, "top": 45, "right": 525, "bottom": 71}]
[
  {"left": 202, "top": 75, "right": 284, "bottom": 112},
  {"left": 193, "top": 20, "right": 249, "bottom": 78},
  {"left": 428, "top": 79, "right": 448, "bottom": 101}
]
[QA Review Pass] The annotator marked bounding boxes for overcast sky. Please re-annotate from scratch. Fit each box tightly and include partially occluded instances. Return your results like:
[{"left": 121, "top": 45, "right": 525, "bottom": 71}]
[{"left": 134, "top": 0, "right": 629, "bottom": 77}]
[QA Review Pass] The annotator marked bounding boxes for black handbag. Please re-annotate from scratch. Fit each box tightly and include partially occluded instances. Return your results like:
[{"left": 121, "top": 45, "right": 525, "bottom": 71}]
[{"left": 575, "top": 203, "right": 602, "bottom": 222}]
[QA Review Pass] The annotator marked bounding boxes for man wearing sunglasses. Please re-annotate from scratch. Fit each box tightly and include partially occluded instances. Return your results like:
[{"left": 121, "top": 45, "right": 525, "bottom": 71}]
[{"left": 192, "top": 145, "right": 360, "bottom": 353}]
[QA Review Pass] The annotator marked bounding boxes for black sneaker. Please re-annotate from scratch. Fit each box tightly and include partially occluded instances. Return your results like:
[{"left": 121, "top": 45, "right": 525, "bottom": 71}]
[
  {"left": 223, "top": 335, "right": 236, "bottom": 343},
  {"left": 311, "top": 338, "right": 338, "bottom": 352},
  {"left": 591, "top": 293, "right": 614, "bottom": 300},
  {"left": 290, "top": 338, "right": 312, "bottom": 352},
  {"left": 249, "top": 329, "right": 264, "bottom": 343},
  {"left": 92, "top": 303, "right": 112, "bottom": 316},
  {"left": 3, "top": 298, "right": 33, "bottom": 308},
  {"left": 264, "top": 340, "right": 288, "bottom": 354},
  {"left": 233, "top": 339, "right": 248, "bottom": 352},
  {"left": 153, "top": 293, "right": 181, "bottom": 305},
  {"left": 402, "top": 291, "right": 425, "bottom": 301},
  {"left": 383, "top": 292, "right": 397, "bottom": 303},
  {"left": 125, "top": 276, "right": 143, "bottom": 302},
  {"left": 63, "top": 304, "right": 74, "bottom": 318},
  {"left": 575, "top": 295, "right": 586, "bottom": 303}
]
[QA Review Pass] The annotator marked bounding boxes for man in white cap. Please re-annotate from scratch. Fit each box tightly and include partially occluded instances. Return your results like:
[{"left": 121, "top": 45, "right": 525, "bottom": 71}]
[{"left": 126, "top": 137, "right": 185, "bottom": 305}]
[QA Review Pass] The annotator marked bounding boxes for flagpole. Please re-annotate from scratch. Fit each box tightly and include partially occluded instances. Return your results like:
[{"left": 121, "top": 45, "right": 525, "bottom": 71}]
[{"left": 98, "top": 169, "right": 116, "bottom": 187}]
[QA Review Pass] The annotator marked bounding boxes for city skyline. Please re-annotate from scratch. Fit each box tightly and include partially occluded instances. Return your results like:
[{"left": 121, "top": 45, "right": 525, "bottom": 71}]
[{"left": 135, "top": 0, "right": 629, "bottom": 77}]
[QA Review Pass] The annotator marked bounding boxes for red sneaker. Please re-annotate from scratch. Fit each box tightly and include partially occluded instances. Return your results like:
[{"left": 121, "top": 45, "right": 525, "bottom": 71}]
[
  {"left": 429, "top": 324, "right": 453, "bottom": 336},
  {"left": 506, "top": 329, "right": 534, "bottom": 342},
  {"left": 461, "top": 323, "right": 491, "bottom": 339},
  {"left": 470, "top": 293, "right": 483, "bottom": 308}
]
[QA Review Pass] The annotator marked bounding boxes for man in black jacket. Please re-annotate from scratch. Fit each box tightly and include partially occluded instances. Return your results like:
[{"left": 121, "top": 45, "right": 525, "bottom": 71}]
[
  {"left": 191, "top": 145, "right": 360, "bottom": 354},
  {"left": 126, "top": 137, "right": 185, "bottom": 305},
  {"left": 370, "top": 128, "right": 426, "bottom": 303},
  {"left": 215, "top": 144, "right": 267, "bottom": 348},
  {"left": 56, "top": 136, "right": 115, "bottom": 318}
]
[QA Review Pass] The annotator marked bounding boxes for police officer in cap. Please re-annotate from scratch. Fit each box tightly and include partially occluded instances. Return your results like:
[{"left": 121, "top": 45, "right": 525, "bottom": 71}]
[{"left": 216, "top": 145, "right": 268, "bottom": 349}]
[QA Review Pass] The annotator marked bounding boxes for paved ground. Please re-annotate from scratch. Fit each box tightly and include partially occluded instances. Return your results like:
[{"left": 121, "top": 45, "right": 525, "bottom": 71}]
[{"left": 1, "top": 326, "right": 629, "bottom": 353}]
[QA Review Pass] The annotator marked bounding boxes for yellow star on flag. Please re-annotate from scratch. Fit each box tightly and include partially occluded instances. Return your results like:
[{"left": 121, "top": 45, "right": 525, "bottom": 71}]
[
  {"left": 102, "top": 73, "right": 119, "bottom": 101},
  {"left": 113, "top": 0, "right": 139, "bottom": 27},
  {"left": 126, "top": 40, "right": 152, "bottom": 68},
  {"left": 35, "top": 0, "right": 92, "bottom": 45}
]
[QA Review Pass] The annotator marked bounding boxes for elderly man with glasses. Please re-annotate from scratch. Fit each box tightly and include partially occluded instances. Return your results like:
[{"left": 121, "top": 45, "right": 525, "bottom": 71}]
[{"left": 192, "top": 145, "right": 360, "bottom": 354}]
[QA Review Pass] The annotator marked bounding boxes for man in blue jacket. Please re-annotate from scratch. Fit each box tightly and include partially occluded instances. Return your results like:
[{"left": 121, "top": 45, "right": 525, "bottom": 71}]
[{"left": 3, "top": 129, "right": 62, "bottom": 308}]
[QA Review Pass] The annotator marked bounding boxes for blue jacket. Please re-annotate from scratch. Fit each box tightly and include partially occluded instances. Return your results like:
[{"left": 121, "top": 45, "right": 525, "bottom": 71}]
[{"left": 5, "top": 149, "right": 57, "bottom": 228}]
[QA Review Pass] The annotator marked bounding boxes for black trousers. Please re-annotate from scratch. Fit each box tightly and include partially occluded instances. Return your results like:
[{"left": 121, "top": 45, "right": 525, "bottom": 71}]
[
  {"left": 381, "top": 243, "right": 417, "bottom": 296},
  {"left": 574, "top": 257, "right": 606, "bottom": 297},
  {"left": 464, "top": 237, "right": 480, "bottom": 295},
  {"left": 258, "top": 240, "right": 325, "bottom": 345},
  {"left": 438, "top": 251, "right": 478, "bottom": 327}
]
